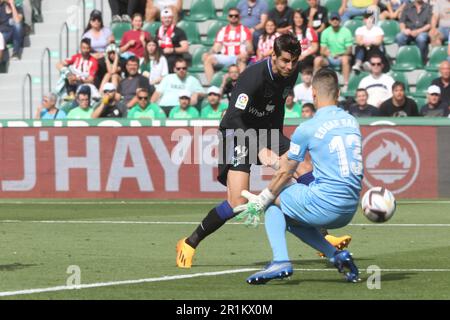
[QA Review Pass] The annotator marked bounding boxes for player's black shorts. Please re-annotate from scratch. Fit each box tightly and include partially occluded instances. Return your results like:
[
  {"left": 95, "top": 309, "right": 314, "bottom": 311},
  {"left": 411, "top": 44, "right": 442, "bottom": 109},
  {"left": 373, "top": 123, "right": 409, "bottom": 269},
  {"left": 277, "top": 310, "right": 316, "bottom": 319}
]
[{"left": 217, "top": 128, "right": 290, "bottom": 186}]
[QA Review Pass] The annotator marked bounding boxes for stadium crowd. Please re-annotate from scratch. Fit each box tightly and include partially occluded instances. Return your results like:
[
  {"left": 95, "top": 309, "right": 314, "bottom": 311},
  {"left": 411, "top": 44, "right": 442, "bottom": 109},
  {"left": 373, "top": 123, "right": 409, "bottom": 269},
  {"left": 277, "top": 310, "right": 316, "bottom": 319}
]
[{"left": 26, "top": 0, "right": 450, "bottom": 120}]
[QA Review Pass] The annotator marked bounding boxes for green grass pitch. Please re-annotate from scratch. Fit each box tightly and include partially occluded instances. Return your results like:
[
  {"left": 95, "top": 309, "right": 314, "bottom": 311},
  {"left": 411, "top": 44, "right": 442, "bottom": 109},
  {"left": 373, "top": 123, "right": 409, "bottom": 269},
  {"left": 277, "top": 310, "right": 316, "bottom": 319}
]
[{"left": 0, "top": 199, "right": 449, "bottom": 300}]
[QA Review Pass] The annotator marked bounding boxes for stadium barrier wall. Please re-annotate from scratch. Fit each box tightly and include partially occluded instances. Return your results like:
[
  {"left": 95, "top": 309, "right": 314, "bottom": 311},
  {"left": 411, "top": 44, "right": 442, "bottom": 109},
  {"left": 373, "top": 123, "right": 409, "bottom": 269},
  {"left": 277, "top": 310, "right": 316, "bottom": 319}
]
[{"left": 0, "top": 119, "right": 448, "bottom": 199}]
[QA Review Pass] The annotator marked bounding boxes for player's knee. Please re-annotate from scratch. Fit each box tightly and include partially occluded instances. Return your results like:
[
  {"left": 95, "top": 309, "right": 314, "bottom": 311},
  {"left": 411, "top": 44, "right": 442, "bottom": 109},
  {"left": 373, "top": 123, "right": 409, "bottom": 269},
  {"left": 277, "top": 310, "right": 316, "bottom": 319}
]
[{"left": 215, "top": 200, "right": 235, "bottom": 220}]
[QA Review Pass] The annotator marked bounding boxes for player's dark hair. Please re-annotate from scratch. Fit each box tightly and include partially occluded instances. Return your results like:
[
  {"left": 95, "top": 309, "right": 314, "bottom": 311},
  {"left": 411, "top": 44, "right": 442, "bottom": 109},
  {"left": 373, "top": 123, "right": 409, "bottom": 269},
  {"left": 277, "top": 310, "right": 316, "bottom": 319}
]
[
  {"left": 302, "top": 103, "right": 316, "bottom": 112},
  {"left": 273, "top": 33, "right": 301, "bottom": 59},
  {"left": 392, "top": 81, "right": 405, "bottom": 91},
  {"left": 312, "top": 67, "right": 339, "bottom": 100}
]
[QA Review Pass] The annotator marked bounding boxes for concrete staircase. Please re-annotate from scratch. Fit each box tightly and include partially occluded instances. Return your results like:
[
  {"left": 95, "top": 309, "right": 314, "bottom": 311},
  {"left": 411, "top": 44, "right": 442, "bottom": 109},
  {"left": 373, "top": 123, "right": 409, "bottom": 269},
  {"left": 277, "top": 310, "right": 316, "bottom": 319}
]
[{"left": 0, "top": 0, "right": 110, "bottom": 119}]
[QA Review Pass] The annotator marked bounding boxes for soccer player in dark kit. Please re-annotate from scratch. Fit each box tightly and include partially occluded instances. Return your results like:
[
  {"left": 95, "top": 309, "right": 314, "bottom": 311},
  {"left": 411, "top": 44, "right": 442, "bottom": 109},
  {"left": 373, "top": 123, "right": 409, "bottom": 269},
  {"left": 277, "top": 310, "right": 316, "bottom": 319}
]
[{"left": 176, "top": 34, "right": 351, "bottom": 268}]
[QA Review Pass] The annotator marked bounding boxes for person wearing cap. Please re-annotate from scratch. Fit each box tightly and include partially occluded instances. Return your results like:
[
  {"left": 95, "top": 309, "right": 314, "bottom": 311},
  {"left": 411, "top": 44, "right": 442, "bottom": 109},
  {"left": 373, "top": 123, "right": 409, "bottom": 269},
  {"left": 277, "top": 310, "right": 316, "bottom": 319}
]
[
  {"left": 155, "top": 7, "right": 189, "bottom": 72},
  {"left": 67, "top": 91, "right": 94, "bottom": 119},
  {"left": 82, "top": 10, "right": 115, "bottom": 60},
  {"left": 201, "top": 86, "right": 228, "bottom": 119},
  {"left": 379, "top": 81, "right": 419, "bottom": 117},
  {"left": 151, "top": 58, "right": 205, "bottom": 110},
  {"left": 127, "top": 88, "right": 167, "bottom": 119},
  {"left": 168, "top": 90, "right": 200, "bottom": 119},
  {"left": 339, "top": 0, "right": 380, "bottom": 24},
  {"left": 119, "top": 13, "right": 151, "bottom": 59},
  {"left": 145, "top": 0, "right": 183, "bottom": 23},
  {"left": 284, "top": 90, "right": 302, "bottom": 118},
  {"left": 92, "top": 82, "right": 127, "bottom": 118},
  {"left": 314, "top": 13, "right": 353, "bottom": 90},
  {"left": 420, "top": 85, "right": 448, "bottom": 117},
  {"left": 97, "top": 43, "right": 127, "bottom": 90},
  {"left": 34, "top": 93, "right": 67, "bottom": 120},
  {"left": 353, "top": 11, "right": 387, "bottom": 73}
]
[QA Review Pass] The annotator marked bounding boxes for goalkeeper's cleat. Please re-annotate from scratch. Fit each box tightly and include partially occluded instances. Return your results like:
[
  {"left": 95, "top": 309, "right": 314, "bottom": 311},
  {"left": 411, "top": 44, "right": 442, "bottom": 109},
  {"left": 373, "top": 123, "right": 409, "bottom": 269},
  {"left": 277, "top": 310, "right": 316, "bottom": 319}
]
[
  {"left": 246, "top": 261, "right": 293, "bottom": 285},
  {"left": 176, "top": 238, "right": 196, "bottom": 268},
  {"left": 317, "top": 235, "right": 352, "bottom": 257},
  {"left": 330, "top": 250, "right": 361, "bottom": 283}
]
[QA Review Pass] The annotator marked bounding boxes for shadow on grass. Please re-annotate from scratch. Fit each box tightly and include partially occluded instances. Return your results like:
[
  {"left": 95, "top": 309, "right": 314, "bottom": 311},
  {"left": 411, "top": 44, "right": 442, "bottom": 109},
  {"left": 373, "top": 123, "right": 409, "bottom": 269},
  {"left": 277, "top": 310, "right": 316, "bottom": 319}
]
[{"left": 0, "top": 263, "right": 38, "bottom": 271}]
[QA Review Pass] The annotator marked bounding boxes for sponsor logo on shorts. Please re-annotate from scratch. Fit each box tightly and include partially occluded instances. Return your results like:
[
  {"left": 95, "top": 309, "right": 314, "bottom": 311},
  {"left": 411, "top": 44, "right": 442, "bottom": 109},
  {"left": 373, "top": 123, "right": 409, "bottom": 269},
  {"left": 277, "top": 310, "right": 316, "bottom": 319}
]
[{"left": 235, "top": 94, "right": 249, "bottom": 110}]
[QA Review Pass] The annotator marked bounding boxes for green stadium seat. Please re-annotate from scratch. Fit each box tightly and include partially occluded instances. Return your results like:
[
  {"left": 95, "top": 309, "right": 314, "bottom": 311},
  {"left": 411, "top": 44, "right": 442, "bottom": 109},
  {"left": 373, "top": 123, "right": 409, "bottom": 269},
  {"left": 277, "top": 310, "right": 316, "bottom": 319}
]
[
  {"left": 202, "top": 20, "right": 227, "bottom": 47},
  {"left": 344, "top": 72, "right": 369, "bottom": 97},
  {"left": 413, "top": 71, "right": 439, "bottom": 98},
  {"left": 426, "top": 46, "right": 448, "bottom": 72},
  {"left": 391, "top": 45, "right": 423, "bottom": 71},
  {"left": 176, "top": 20, "right": 201, "bottom": 44},
  {"left": 323, "top": 0, "right": 341, "bottom": 13},
  {"left": 377, "top": 19, "right": 400, "bottom": 45},
  {"left": 414, "top": 97, "right": 426, "bottom": 111},
  {"left": 184, "top": 0, "right": 217, "bottom": 22},
  {"left": 387, "top": 70, "right": 410, "bottom": 93},
  {"left": 143, "top": 22, "right": 161, "bottom": 37},
  {"left": 188, "top": 46, "right": 209, "bottom": 73},
  {"left": 343, "top": 19, "right": 363, "bottom": 35},
  {"left": 211, "top": 72, "right": 225, "bottom": 87},
  {"left": 111, "top": 22, "right": 132, "bottom": 45},
  {"left": 267, "top": 0, "right": 275, "bottom": 11},
  {"left": 219, "top": 0, "right": 240, "bottom": 21},
  {"left": 290, "top": 0, "right": 309, "bottom": 11}
]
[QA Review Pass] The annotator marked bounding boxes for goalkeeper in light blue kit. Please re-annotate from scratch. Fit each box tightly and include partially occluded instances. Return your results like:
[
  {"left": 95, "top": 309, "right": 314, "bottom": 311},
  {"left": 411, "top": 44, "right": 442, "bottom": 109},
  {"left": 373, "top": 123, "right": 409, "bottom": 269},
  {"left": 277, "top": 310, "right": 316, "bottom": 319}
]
[{"left": 235, "top": 68, "right": 363, "bottom": 284}]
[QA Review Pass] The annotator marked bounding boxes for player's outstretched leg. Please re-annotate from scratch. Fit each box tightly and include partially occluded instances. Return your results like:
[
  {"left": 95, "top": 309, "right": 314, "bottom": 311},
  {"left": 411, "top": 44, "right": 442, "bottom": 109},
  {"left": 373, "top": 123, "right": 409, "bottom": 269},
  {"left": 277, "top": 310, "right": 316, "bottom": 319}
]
[{"left": 246, "top": 205, "right": 293, "bottom": 285}]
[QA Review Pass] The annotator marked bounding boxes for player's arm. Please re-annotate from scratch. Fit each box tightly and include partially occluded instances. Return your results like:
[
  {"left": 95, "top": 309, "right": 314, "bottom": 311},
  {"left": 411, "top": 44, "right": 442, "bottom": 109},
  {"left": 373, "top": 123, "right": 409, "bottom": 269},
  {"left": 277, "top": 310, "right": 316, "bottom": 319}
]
[{"left": 267, "top": 156, "right": 300, "bottom": 196}]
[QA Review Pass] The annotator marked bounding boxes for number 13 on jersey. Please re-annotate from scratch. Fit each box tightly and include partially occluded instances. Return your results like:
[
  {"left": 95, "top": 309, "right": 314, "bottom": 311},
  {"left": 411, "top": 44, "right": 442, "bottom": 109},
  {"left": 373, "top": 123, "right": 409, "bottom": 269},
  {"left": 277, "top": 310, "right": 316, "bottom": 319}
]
[{"left": 329, "top": 134, "right": 363, "bottom": 177}]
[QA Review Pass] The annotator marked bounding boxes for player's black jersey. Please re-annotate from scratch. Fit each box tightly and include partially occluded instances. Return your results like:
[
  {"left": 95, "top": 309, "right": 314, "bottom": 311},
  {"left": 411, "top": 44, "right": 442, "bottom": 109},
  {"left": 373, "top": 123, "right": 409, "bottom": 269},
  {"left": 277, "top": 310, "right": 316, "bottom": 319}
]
[{"left": 220, "top": 58, "right": 300, "bottom": 130}]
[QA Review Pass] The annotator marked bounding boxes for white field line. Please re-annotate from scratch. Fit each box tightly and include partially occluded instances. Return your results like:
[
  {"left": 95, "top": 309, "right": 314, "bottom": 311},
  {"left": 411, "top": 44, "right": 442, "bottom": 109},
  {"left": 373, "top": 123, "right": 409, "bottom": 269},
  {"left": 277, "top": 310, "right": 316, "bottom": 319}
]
[
  {"left": 1, "top": 267, "right": 450, "bottom": 298},
  {"left": 0, "top": 200, "right": 449, "bottom": 205},
  {"left": 1, "top": 220, "right": 450, "bottom": 227}
]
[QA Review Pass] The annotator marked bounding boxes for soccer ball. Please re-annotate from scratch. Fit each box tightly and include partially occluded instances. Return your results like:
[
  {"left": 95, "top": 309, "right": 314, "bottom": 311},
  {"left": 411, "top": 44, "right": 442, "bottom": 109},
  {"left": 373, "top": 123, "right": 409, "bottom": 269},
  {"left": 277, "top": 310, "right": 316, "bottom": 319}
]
[{"left": 361, "top": 187, "right": 396, "bottom": 223}]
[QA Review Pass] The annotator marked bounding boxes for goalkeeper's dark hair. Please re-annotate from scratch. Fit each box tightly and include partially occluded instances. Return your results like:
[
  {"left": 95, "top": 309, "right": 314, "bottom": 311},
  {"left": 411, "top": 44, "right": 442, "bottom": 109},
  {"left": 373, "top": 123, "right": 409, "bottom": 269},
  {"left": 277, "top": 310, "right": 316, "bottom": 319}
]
[
  {"left": 312, "top": 67, "right": 339, "bottom": 101},
  {"left": 273, "top": 33, "right": 301, "bottom": 59}
]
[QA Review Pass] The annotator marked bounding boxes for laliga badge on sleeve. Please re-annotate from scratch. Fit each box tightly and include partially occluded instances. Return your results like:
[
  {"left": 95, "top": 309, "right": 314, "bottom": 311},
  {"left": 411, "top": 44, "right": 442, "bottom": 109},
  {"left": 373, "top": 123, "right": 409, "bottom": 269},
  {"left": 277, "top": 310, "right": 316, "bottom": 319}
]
[
  {"left": 289, "top": 142, "right": 301, "bottom": 155},
  {"left": 235, "top": 93, "right": 249, "bottom": 110}
]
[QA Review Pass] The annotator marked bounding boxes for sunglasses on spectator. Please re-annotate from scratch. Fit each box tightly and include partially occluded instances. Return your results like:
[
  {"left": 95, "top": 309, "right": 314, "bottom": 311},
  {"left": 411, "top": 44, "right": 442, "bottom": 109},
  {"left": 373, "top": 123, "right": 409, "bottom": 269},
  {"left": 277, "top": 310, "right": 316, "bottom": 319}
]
[
  {"left": 104, "top": 90, "right": 116, "bottom": 93},
  {"left": 180, "top": 96, "right": 190, "bottom": 100},
  {"left": 371, "top": 62, "right": 382, "bottom": 66},
  {"left": 176, "top": 67, "right": 187, "bottom": 71},
  {"left": 430, "top": 93, "right": 440, "bottom": 96},
  {"left": 138, "top": 96, "right": 149, "bottom": 100},
  {"left": 229, "top": 14, "right": 239, "bottom": 18},
  {"left": 208, "top": 93, "right": 220, "bottom": 96}
]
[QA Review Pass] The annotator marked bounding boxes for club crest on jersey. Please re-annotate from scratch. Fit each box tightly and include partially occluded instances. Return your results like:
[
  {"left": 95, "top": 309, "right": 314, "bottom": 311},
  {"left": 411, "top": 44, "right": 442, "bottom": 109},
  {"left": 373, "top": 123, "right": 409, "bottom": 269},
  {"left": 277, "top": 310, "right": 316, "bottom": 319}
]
[
  {"left": 283, "top": 87, "right": 292, "bottom": 99},
  {"left": 232, "top": 145, "right": 248, "bottom": 167},
  {"left": 266, "top": 104, "right": 275, "bottom": 112},
  {"left": 235, "top": 94, "right": 249, "bottom": 110}
]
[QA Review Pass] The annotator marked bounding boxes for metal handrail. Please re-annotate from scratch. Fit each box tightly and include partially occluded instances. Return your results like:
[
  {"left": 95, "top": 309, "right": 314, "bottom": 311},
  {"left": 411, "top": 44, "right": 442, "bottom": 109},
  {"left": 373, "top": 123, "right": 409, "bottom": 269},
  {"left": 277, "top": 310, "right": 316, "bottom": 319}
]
[
  {"left": 22, "top": 73, "right": 33, "bottom": 119},
  {"left": 77, "top": 0, "right": 86, "bottom": 45},
  {"left": 40, "top": 48, "right": 52, "bottom": 99},
  {"left": 59, "top": 22, "right": 70, "bottom": 60}
]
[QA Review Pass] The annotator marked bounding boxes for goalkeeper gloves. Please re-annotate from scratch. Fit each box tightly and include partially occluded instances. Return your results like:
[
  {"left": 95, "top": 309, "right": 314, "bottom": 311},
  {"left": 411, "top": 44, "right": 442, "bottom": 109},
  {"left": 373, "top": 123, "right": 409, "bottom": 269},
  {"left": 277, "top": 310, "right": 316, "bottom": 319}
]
[{"left": 233, "top": 188, "right": 275, "bottom": 227}]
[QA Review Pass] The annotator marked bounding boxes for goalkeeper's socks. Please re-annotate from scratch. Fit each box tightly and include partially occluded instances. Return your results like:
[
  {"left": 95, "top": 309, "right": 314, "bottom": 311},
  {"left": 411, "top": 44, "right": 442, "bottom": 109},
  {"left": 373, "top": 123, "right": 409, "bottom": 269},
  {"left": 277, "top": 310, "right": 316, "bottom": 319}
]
[
  {"left": 186, "top": 201, "right": 232, "bottom": 249},
  {"left": 265, "top": 205, "right": 290, "bottom": 261}
]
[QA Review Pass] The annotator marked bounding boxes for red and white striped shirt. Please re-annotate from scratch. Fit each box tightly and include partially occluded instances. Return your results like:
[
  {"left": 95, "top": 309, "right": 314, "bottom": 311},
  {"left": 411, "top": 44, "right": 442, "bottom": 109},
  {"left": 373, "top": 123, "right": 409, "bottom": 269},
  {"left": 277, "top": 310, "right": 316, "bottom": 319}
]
[
  {"left": 215, "top": 24, "right": 252, "bottom": 56},
  {"left": 293, "top": 27, "right": 318, "bottom": 53},
  {"left": 65, "top": 53, "right": 98, "bottom": 79}
]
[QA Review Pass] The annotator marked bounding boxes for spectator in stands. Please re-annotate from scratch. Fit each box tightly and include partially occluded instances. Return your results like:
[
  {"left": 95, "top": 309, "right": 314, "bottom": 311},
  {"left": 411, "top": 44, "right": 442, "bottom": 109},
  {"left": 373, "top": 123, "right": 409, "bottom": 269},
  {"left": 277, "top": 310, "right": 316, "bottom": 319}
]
[
  {"left": 420, "top": 84, "right": 448, "bottom": 116},
  {"left": 339, "top": 0, "right": 380, "bottom": 23},
  {"left": 120, "top": 13, "right": 151, "bottom": 59},
  {"left": 221, "top": 64, "right": 240, "bottom": 102},
  {"left": 294, "top": 67, "right": 313, "bottom": 104},
  {"left": 304, "top": 0, "right": 328, "bottom": 35},
  {"left": 34, "top": 93, "right": 67, "bottom": 120},
  {"left": 109, "top": 0, "right": 141, "bottom": 23},
  {"left": 268, "top": 0, "right": 293, "bottom": 34},
  {"left": 379, "top": 81, "right": 419, "bottom": 116},
  {"left": 256, "top": 19, "right": 279, "bottom": 61},
  {"left": 151, "top": 58, "right": 205, "bottom": 110},
  {"left": 301, "top": 103, "right": 316, "bottom": 118},
  {"left": 429, "top": 0, "right": 450, "bottom": 46},
  {"left": 432, "top": 60, "right": 450, "bottom": 106},
  {"left": 128, "top": 88, "right": 167, "bottom": 119},
  {"left": 92, "top": 83, "right": 127, "bottom": 118},
  {"left": 0, "top": 0, "right": 25, "bottom": 60},
  {"left": 169, "top": 90, "right": 200, "bottom": 119},
  {"left": 314, "top": 13, "right": 353, "bottom": 90},
  {"left": 0, "top": 31, "right": 4, "bottom": 62},
  {"left": 82, "top": 10, "right": 115, "bottom": 60},
  {"left": 291, "top": 10, "right": 319, "bottom": 69},
  {"left": 145, "top": 0, "right": 183, "bottom": 23},
  {"left": 353, "top": 11, "right": 388, "bottom": 73},
  {"left": 237, "top": 0, "right": 269, "bottom": 50},
  {"left": 448, "top": 34, "right": 450, "bottom": 61},
  {"left": 67, "top": 92, "right": 94, "bottom": 119},
  {"left": 56, "top": 38, "right": 99, "bottom": 98},
  {"left": 203, "top": 8, "right": 252, "bottom": 83},
  {"left": 140, "top": 39, "right": 169, "bottom": 86},
  {"left": 97, "top": 43, "right": 126, "bottom": 91},
  {"left": 348, "top": 88, "right": 380, "bottom": 117},
  {"left": 396, "top": 0, "right": 432, "bottom": 64},
  {"left": 358, "top": 54, "right": 395, "bottom": 107},
  {"left": 284, "top": 90, "right": 301, "bottom": 118},
  {"left": 201, "top": 86, "right": 228, "bottom": 119},
  {"left": 155, "top": 7, "right": 189, "bottom": 72},
  {"left": 379, "top": 0, "right": 408, "bottom": 20},
  {"left": 118, "top": 56, "right": 154, "bottom": 108}
]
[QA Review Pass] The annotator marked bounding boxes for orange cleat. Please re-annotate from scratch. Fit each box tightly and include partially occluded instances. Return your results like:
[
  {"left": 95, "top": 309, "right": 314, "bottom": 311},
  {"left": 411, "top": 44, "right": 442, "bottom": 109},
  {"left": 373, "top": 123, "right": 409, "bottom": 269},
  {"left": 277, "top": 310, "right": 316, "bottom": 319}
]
[
  {"left": 176, "top": 238, "right": 196, "bottom": 268},
  {"left": 318, "top": 235, "right": 352, "bottom": 257}
]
